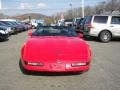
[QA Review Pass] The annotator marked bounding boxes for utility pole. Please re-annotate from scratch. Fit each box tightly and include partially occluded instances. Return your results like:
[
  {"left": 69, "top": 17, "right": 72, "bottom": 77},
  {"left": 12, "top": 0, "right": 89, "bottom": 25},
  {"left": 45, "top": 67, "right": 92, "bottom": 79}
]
[
  {"left": 82, "top": 0, "right": 84, "bottom": 18},
  {"left": 70, "top": 3, "right": 73, "bottom": 18},
  {"left": 0, "top": 0, "right": 2, "bottom": 10},
  {"left": 0, "top": 0, "right": 2, "bottom": 15},
  {"left": 111, "top": 0, "right": 114, "bottom": 13}
]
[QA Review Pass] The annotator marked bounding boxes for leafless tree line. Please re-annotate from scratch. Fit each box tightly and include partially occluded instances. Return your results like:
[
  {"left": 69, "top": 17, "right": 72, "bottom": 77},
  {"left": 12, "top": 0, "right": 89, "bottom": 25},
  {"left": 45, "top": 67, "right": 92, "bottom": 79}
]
[
  {"left": 1, "top": 0, "right": 120, "bottom": 25},
  {"left": 53, "top": 0, "right": 120, "bottom": 21}
]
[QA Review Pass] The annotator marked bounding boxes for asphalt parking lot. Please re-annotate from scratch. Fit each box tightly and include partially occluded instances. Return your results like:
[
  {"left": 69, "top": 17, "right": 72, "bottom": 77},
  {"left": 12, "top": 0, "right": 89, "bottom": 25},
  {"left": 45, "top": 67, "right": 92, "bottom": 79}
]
[{"left": 0, "top": 30, "right": 120, "bottom": 90}]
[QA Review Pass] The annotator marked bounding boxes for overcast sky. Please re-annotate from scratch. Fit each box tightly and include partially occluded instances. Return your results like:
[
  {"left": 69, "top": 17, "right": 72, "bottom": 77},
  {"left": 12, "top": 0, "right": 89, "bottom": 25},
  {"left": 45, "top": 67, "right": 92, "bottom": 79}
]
[{"left": 1, "top": 0, "right": 105, "bottom": 16}]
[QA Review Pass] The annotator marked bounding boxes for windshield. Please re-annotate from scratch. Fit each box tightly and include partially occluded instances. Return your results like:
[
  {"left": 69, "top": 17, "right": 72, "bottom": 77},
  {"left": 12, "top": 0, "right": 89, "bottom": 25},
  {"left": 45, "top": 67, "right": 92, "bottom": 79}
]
[
  {"left": 64, "top": 19, "right": 73, "bottom": 22},
  {"left": 0, "top": 21, "right": 12, "bottom": 25},
  {"left": 32, "top": 26, "right": 77, "bottom": 37},
  {"left": 0, "top": 22, "right": 6, "bottom": 25},
  {"left": 8, "top": 21, "right": 17, "bottom": 25}
]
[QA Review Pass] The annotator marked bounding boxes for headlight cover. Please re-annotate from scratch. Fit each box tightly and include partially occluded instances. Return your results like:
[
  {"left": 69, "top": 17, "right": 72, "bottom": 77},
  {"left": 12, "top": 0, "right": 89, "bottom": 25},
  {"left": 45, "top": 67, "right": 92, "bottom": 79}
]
[
  {"left": 25, "top": 61, "right": 44, "bottom": 66},
  {"left": 71, "top": 62, "right": 89, "bottom": 67},
  {"left": 0, "top": 30, "right": 6, "bottom": 34}
]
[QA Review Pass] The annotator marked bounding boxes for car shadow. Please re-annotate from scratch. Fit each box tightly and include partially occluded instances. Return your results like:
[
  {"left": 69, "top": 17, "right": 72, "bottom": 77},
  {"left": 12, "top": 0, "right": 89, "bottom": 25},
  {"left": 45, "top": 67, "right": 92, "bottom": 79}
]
[
  {"left": 19, "top": 60, "right": 83, "bottom": 76},
  {"left": 111, "top": 38, "right": 120, "bottom": 42},
  {"left": 83, "top": 37, "right": 97, "bottom": 41},
  {"left": 83, "top": 37, "right": 120, "bottom": 43},
  {"left": 0, "top": 38, "right": 9, "bottom": 42}
]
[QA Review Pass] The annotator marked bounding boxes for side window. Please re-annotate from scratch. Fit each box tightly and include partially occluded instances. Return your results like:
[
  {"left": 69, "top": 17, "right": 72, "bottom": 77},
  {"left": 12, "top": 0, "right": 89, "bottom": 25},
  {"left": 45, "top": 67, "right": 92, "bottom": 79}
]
[
  {"left": 81, "top": 18, "right": 86, "bottom": 25},
  {"left": 85, "top": 16, "right": 92, "bottom": 24},
  {"left": 93, "top": 16, "right": 108, "bottom": 23},
  {"left": 111, "top": 16, "right": 120, "bottom": 24}
]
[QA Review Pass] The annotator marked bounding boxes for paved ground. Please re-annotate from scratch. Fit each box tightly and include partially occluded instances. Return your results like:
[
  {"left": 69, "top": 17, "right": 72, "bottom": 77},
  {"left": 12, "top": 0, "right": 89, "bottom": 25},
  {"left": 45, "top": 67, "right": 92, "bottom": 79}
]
[{"left": 0, "top": 30, "right": 120, "bottom": 90}]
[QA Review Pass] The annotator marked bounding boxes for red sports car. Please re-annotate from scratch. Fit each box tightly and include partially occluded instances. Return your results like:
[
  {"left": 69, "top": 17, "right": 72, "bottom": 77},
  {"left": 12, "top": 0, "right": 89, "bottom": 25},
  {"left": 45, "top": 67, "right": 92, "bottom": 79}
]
[{"left": 20, "top": 26, "right": 92, "bottom": 73}]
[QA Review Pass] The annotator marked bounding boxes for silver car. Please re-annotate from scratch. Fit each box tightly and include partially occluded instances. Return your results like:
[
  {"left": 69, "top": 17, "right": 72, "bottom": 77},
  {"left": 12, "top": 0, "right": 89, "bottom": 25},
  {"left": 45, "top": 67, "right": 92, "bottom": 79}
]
[{"left": 83, "top": 15, "right": 120, "bottom": 43}]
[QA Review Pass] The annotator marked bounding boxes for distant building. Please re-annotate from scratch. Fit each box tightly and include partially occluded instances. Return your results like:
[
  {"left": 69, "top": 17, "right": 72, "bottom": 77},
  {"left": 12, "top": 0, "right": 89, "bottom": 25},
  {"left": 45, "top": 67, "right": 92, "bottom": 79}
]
[
  {"left": 0, "top": 19, "right": 17, "bottom": 21},
  {"left": 30, "top": 19, "right": 44, "bottom": 27}
]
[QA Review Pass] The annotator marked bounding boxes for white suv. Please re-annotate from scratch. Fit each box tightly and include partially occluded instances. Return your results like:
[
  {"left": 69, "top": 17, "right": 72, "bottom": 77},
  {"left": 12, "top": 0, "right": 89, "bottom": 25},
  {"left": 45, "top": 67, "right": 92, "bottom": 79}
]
[{"left": 83, "top": 15, "right": 120, "bottom": 42}]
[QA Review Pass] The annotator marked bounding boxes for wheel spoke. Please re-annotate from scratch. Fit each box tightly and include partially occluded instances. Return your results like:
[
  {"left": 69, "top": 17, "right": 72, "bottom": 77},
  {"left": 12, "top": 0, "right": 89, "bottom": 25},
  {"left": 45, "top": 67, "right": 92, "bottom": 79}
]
[{"left": 100, "top": 31, "right": 111, "bottom": 42}]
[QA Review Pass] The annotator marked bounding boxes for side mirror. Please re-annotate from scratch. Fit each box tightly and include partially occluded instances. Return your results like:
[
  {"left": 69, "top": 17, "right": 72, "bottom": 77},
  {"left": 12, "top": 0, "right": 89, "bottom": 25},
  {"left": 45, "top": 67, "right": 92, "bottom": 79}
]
[
  {"left": 78, "top": 33, "right": 83, "bottom": 38},
  {"left": 28, "top": 31, "right": 32, "bottom": 36}
]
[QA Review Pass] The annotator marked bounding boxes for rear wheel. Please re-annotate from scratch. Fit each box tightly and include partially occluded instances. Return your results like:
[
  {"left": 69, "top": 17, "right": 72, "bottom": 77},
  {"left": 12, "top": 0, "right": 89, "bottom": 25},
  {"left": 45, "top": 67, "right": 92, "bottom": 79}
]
[{"left": 99, "top": 31, "right": 112, "bottom": 43}]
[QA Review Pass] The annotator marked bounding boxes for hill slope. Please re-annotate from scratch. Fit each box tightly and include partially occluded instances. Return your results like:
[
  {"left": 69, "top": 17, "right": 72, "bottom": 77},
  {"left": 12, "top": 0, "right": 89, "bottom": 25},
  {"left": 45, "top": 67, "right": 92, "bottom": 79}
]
[{"left": 10, "top": 13, "right": 49, "bottom": 20}]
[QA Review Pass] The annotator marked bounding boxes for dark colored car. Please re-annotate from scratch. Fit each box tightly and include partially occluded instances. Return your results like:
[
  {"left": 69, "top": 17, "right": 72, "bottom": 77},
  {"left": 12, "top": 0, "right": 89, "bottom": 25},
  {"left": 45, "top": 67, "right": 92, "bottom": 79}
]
[
  {"left": 0, "top": 21, "right": 25, "bottom": 32},
  {"left": 78, "top": 17, "right": 87, "bottom": 33},
  {"left": 0, "top": 26, "right": 9, "bottom": 41},
  {"left": 0, "top": 21, "right": 17, "bottom": 34},
  {"left": 75, "top": 18, "right": 84, "bottom": 32},
  {"left": 73, "top": 18, "right": 81, "bottom": 26},
  {"left": 24, "top": 22, "right": 32, "bottom": 30},
  {"left": 37, "top": 23, "right": 43, "bottom": 29},
  {"left": 7, "top": 21, "right": 24, "bottom": 32},
  {"left": 15, "top": 22, "right": 28, "bottom": 31}
]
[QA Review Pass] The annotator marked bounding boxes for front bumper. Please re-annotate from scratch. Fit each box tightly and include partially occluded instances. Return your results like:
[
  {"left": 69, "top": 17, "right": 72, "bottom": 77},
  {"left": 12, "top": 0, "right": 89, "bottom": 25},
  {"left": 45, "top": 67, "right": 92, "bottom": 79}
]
[
  {"left": 0, "top": 33, "right": 9, "bottom": 40},
  {"left": 21, "top": 60, "right": 90, "bottom": 72}
]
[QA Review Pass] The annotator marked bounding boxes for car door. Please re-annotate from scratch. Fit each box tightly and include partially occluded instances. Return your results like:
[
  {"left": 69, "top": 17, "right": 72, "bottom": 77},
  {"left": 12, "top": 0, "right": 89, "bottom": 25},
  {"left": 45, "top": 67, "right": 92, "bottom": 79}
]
[{"left": 110, "top": 16, "right": 120, "bottom": 36}]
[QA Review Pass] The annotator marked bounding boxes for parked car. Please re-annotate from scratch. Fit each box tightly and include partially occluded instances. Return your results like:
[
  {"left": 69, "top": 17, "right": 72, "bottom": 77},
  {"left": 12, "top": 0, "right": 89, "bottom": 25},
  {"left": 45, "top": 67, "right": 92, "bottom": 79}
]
[
  {"left": 24, "top": 22, "right": 32, "bottom": 30},
  {"left": 57, "top": 19, "right": 64, "bottom": 26},
  {"left": 31, "top": 19, "right": 44, "bottom": 28},
  {"left": 17, "top": 22, "right": 32, "bottom": 30},
  {"left": 0, "top": 26, "right": 9, "bottom": 41},
  {"left": 73, "top": 18, "right": 81, "bottom": 26},
  {"left": 0, "top": 23, "right": 14, "bottom": 34},
  {"left": 83, "top": 15, "right": 120, "bottom": 42},
  {"left": 20, "top": 26, "right": 92, "bottom": 74},
  {"left": 79, "top": 17, "right": 87, "bottom": 33},
  {"left": 7, "top": 21, "right": 24, "bottom": 32},
  {"left": 37, "top": 23, "right": 43, "bottom": 29},
  {"left": 0, "top": 21, "right": 16, "bottom": 34},
  {"left": 75, "top": 18, "right": 84, "bottom": 32},
  {"left": 64, "top": 19, "right": 73, "bottom": 26}
]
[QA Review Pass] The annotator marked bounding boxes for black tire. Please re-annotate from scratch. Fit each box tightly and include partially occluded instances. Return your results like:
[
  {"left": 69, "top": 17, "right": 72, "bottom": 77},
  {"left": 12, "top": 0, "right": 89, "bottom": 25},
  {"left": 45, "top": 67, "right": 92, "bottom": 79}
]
[
  {"left": 84, "top": 35, "right": 89, "bottom": 39},
  {"left": 99, "top": 31, "right": 112, "bottom": 43},
  {"left": 83, "top": 35, "right": 93, "bottom": 41}
]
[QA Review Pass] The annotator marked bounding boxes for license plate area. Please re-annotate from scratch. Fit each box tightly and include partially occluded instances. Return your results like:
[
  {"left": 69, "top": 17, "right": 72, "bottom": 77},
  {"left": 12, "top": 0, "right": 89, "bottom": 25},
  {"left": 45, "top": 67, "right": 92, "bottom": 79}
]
[{"left": 49, "top": 63, "right": 65, "bottom": 71}]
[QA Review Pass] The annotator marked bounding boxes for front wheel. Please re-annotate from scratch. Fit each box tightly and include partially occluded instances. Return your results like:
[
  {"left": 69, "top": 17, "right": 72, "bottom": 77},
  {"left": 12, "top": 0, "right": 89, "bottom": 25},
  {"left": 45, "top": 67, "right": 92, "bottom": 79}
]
[{"left": 99, "top": 31, "right": 112, "bottom": 43}]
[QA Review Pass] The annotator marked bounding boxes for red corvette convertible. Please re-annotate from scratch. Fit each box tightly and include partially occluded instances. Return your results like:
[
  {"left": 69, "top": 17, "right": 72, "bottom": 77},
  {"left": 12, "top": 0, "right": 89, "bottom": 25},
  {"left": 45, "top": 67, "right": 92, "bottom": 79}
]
[{"left": 20, "top": 26, "right": 92, "bottom": 73}]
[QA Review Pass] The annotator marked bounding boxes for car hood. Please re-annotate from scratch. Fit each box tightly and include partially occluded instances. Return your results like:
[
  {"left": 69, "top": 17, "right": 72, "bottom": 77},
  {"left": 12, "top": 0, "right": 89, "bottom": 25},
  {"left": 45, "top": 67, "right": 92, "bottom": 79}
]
[{"left": 24, "top": 36, "right": 90, "bottom": 63}]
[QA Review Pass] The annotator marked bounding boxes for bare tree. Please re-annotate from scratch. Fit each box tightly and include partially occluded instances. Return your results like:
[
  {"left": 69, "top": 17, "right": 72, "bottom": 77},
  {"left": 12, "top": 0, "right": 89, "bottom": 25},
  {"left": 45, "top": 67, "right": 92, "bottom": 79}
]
[
  {"left": 53, "top": 0, "right": 120, "bottom": 24},
  {"left": 105, "top": 0, "right": 120, "bottom": 13}
]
